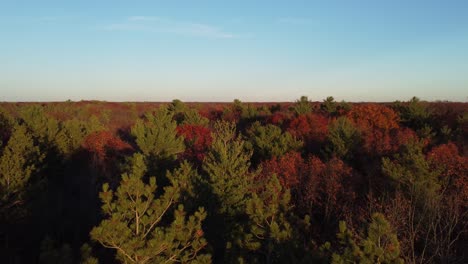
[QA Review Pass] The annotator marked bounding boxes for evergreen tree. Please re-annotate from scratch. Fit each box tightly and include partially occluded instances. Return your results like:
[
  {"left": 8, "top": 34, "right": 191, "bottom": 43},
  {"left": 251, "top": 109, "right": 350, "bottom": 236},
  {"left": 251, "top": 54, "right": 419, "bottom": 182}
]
[
  {"left": 203, "top": 121, "right": 254, "bottom": 216},
  {"left": 131, "top": 106, "right": 185, "bottom": 162},
  {"left": 0, "top": 107, "right": 15, "bottom": 145},
  {"left": 202, "top": 121, "right": 255, "bottom": 262},
  {"left": 183, "top": 109, "right": 210, "bottom": 127},
  {"left": 168, "top": 99, "right": 209, "bottom": 126},
  {"left": 55, "top": 116, "right": 103, "bottom": 156},
  {"left": 80, "top": 243, "right": 99, "bottom": 264},
  {"left": 245, "top": 122, "right": 303, "bottom": 162},
  {"left": 292, "top": 96, "right": 312, "bottom": 115},
  {"left": 382, "top": 140, "right": 440, "bottom": 204},
  {"left": 325, "top": 117, "right": 360, "bottom": 160},
  {"left": 39, "top": 236, "right": 73, "bottom": 264},
  {"left": 0, "top": 125, "right": 43, "bottom": 214},
  {"left": 245, "top": 175, "right": 292, "bottom": 263},
  {"left": 90, "top": 154, "right": 210, "bottom": 264},
  {"left": 331, "top": 213, "right": 403, "bottom": 264},
  {"left": 321, "top": 96, "right": 337, "bottom": 115},
  {"left": 18, "top": 105, "right": 59, "bottom": 146},
  {"left": 169, "top": 99, "right": 188, "bottom": 114},
  {"left": 399, "top": 97, "right": 431, "bottom": 130}
]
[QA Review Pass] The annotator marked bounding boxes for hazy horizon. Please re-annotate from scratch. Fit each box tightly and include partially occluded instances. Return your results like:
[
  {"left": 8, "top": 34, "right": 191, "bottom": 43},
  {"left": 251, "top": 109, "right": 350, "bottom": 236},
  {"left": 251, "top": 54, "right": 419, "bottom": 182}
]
[{"left": 2, "top": 1, "right": 468, "bottom": 102}]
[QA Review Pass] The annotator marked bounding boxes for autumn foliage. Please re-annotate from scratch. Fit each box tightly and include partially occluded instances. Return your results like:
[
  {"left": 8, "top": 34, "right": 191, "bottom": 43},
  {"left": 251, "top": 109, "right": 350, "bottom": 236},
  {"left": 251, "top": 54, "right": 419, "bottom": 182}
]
[
  {"left": 260, "top": 151, "right": 303, "bottom": 189},
  {"left": 428, "top": 143, "right": 468, "bottom": 209},
  {"left": 177, "top": 124, "right": 213, "bottom": 165},
  {"left": 287, "top": 113, "right": 329, "bottom": 152},
  {"left": 0, "top": 98, "right": 466, "bottom": 263},
  {"left": 298, "top": 156, "right": 356, "bottom": 222},
  {"left": 82, "top": 131, "right": 133, "bottom": 174},
  {"left": 347, "top": 104, "right": 400, "bottom": 156}
]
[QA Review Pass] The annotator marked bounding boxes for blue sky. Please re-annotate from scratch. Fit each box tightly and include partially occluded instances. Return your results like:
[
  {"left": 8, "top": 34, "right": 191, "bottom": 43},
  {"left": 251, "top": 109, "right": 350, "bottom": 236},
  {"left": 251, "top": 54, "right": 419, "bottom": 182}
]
[{"left": 1, "top": 0, "right": 467, "bottom": 102}]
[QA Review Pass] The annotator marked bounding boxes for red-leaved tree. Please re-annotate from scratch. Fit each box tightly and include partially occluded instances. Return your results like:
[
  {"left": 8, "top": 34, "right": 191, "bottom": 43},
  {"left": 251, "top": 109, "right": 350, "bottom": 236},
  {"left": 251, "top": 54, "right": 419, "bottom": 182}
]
[
  {"left": 259, "top": 151, "right": 304, "bottom": 190},
  {"left": 347, "top": 104, "right": 400, "bottom": 156},
  {"left": 298, "top": 156, "right": 356, "bottom": 224},
  {"left": 287, "top": 113, "right": 328, "bottom": 152},
  {"left": 177, "top": 124, "right": 213, "bottom": 166},
  {"left": 82, "top": 131, "right": 133, "bottom": 178},
  {"left": 428, "top": 143, "right": 468, "bottom": 210}
]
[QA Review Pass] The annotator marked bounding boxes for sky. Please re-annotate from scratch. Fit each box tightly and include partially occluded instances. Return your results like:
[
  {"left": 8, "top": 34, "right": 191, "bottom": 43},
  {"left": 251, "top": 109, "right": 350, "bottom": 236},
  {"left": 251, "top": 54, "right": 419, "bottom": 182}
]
[{"left": 1, "top": 0, "right": 468, "bottom": 102}]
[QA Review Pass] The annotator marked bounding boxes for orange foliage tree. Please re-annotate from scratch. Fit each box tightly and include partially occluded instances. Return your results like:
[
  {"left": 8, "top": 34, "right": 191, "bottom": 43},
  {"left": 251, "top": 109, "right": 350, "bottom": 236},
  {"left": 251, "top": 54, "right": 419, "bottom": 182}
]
[
  {"left": 428, "top": 143, "right": 468, "bottom": 209},
  {"left": 347, "top": 104, "right": 400, "bottom": 156},
  {"left": 287, "top": 113, "right": 328, "bottom": 152},
  {"left": 259, "top": 151, "right": 304, "bottom": 190}
]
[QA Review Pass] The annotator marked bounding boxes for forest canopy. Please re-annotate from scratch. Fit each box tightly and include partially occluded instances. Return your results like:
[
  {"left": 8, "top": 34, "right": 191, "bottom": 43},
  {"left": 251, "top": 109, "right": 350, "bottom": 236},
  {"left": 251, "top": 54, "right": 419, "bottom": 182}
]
[{"left": 0, "top": 98, "right": 466, "bottom": 264}]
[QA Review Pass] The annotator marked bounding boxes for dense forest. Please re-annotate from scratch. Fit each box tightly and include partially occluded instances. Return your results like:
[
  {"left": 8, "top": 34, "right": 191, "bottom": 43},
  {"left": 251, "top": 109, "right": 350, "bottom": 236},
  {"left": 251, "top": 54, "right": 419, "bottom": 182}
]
[{"left": 0, "top": 96, "right": 466, "bottom": 263}]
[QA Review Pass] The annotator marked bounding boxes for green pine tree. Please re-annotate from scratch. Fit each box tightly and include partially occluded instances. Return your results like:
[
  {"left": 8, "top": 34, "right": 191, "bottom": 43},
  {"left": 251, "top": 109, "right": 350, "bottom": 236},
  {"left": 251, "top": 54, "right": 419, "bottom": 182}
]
[
  {"left": 382, "top": 140, "right": 440, "bottom": 204},
  {"left": 0, "top": 106, "right": 15, "bottom": 144},
  {"left": 39, "top": 236, "right": 73, "bottom": 264},
  {"left": 80, "top": 243, "right": 99, "bottom": 264},
  {"left": 325, "top": 117, "right": 360, "bottom": 160},
  {"left": 55, "top": 116, "right": 103, "bottom": 156},
  {"left": 331, "top": 213, "right": 403, "bottom": 264},
  {"left": 203, "top": 121, "right": 254, "bottom": 216},
  {"left": 201, "top": 121, "right": 255, "bottom": 262},
  {"left": 90, "top": 153, "right": 210, "bottom": 264},
  {"left": 131, "top": 106, "right": 185, "bottom": 162},
  {"left": 0, "top": 124, "right": 43, "bottom": 213},
  {"left": 18, "top": 105, "right": 60, "bottom": 146},
  {"left": 321, "top": 96, "right": 337, "bottom": 115},
  {"left": 183, "top": 109, "right": 210, "bottom": 126},
  {"left": 245, "top": 174, "right": 293, "bottom": 263},
  {"left": 245, "top": 122, "right": 303, "bottom": 161},
  {"left": 292, "top": 96, "right": 312, "bottom": 115}
]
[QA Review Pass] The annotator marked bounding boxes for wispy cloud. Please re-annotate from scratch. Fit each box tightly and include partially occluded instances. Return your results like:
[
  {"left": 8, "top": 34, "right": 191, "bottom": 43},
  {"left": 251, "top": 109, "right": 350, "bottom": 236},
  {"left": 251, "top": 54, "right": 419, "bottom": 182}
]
[
  {"left": 277, "top": 17, "right": 314, "bottom": 25},
  {"left": 102, "top": 16, "right": 237, "bottom": 39},
  {"left": 127, "top": 16, "right": 161, "bottom": 22},
  {"left": 39, "top": 16, "right": 60, "bottom": 22}
]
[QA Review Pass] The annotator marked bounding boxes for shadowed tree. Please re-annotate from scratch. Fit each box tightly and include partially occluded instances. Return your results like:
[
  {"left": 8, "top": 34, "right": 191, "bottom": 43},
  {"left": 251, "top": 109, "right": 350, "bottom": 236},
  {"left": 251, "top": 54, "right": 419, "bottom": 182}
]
[
  {"left": 0, "top": 124, "right": 43, "bottom": 215},
  {"left": 382, "top": 140, "right": 448, "bottom": 263},
  {"left": 0, "top": 107, "right": 15, "bottom": 145},
  {"left": 0, "top": 124, "right": 44, "bottom": 262}
]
